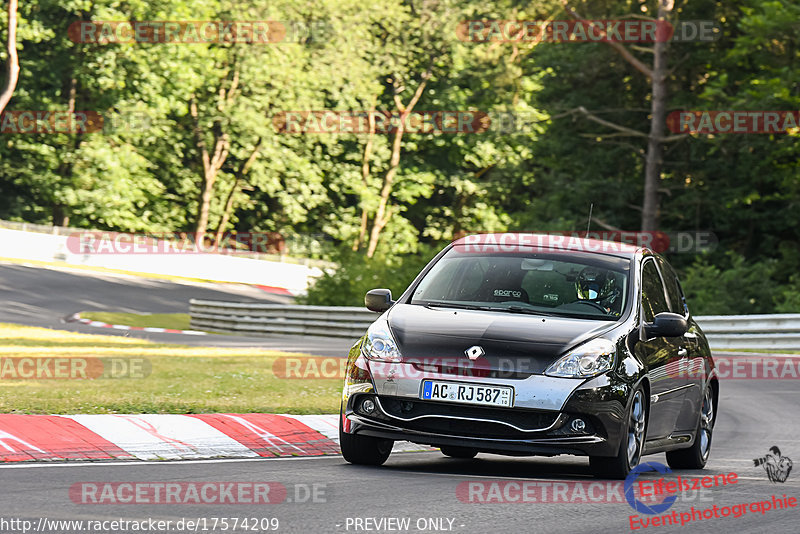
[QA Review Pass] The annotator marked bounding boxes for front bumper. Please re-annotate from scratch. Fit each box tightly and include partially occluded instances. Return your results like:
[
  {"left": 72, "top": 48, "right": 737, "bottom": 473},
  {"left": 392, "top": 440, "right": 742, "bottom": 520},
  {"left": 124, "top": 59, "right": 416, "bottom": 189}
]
[
  {"left": 341, "top": 337, "right": 636, "bottom": 458},
  {"left": 344, "top": 387, "right": 627, "bottom": 457}
]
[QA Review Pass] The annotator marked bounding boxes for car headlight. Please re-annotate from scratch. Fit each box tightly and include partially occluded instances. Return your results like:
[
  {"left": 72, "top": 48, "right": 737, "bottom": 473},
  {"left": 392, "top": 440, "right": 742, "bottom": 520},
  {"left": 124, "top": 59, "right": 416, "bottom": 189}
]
[
  {"left": 362, "top": 321, "right": 403, "bottom": 362},
  {"left": 545, "top": 338, "right": 616, "bottom": 378}
]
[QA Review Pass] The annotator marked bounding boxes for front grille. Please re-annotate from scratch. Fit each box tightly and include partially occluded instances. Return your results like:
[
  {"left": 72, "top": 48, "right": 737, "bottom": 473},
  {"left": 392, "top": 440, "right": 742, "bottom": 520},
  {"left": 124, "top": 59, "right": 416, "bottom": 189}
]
[
  {"left": 376, "top": 397, "right": 560, "bottom": 439},
  {"left": 409, "top": 362, "right": 534, "bottom": 380}
]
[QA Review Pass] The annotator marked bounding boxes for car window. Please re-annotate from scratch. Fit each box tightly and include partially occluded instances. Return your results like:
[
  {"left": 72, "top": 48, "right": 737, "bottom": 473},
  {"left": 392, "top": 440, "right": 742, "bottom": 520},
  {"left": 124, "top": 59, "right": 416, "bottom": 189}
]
[
  {"left": 641, "top": 260, "right": 669, "bottom": 323},
  {"left": 410, "top": 246, "right": 631, "bottom": 320},
  {"left": 657, "top": 257, "right": 688, "bottom": 316},
  {"left": 413, "top": 256, "right": 487, "bottom": 302}
]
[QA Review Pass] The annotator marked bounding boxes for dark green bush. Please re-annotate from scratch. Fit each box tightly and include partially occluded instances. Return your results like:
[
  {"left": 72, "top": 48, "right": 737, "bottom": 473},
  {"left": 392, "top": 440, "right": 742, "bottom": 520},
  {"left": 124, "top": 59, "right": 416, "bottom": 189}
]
[
  {"left": 680, "top": 254, "right": 781, "bottom": 315},
  {"left": 299, "top": 245, "right": 441, "bottom": 307},
  {"left": 775, "top": 275, "right": 800, "bottom": 313}
]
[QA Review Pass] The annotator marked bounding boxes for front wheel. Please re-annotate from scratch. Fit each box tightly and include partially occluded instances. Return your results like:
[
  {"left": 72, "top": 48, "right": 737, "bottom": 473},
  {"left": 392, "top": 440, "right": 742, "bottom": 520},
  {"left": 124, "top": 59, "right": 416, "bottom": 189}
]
[
  {"left": 339, "top": 408, "right": 393, "bottom": 466},
  {"left": 666, "top": 384, "right": 714, "bottom": 469},
  {"left": 590, "top": 387, "right": 647, "bottom": 479}
]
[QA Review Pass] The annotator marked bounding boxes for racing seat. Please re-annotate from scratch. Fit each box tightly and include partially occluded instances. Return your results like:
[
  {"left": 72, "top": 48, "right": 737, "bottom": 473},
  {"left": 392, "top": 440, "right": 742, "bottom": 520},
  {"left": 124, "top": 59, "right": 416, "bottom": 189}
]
[{"left": 475, "top": 262, "right": 530, "bottom": 304}]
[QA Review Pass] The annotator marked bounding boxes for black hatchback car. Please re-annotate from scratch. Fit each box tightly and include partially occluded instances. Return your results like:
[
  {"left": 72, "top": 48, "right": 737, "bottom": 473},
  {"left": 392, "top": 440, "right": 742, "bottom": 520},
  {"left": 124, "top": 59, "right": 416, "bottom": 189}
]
[{"left": 340, "top": 234, "right": 718, "bottom": 478}]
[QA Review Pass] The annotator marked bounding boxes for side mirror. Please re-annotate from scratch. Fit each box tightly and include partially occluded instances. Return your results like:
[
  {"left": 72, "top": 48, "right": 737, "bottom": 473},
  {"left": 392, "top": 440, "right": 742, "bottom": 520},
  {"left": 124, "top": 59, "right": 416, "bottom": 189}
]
[
  {"left": 644, "top": 312, "right": 688, "bottom": 339},
  {"left": 365, "top": 288, "right": 393, "bottom": 313}
]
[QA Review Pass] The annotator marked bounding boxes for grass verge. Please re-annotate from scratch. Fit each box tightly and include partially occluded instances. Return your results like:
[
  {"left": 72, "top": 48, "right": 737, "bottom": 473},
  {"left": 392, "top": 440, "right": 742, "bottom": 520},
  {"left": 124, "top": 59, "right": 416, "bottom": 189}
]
[
  {"left": 0, "top": 323, "right": 341, "bottom": 414},
  {"left": 80, "top": 311, "right": 192, "bottom": 331}
]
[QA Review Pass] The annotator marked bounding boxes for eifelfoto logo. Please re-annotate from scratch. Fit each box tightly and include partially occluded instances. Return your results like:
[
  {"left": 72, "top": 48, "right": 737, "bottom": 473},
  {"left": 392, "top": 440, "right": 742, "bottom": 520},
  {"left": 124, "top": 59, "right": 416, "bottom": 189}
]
[
  {"left": 625, "top": 462, "right": 677, "bottom": 515},
  {"left": 754, "top": 446, "right": 793, "bottom": 483},
  {"left": 465, "top": 346, "right": 485, "bottom": 361}
]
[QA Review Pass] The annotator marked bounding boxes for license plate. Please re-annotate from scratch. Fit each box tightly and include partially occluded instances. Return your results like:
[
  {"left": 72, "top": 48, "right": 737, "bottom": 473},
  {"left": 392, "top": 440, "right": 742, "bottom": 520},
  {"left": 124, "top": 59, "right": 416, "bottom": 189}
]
[{"left": 420, "top": 380, "right": 514, "bottom": 408}]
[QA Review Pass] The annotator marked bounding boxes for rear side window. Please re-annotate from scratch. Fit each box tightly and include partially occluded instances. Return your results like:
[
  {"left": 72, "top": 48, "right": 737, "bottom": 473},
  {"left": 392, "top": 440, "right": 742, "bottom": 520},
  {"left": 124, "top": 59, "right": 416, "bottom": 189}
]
[
  {"left": 641, "top": 260, "right": 669, "bottom": 322},
  {"left": 657, "top": 257, "right": 688, "bottom": 316}
]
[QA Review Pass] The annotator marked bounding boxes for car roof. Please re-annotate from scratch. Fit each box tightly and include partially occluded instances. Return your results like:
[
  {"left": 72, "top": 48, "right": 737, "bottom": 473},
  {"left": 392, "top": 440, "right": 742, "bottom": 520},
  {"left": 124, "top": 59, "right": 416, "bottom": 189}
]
[{"left": 451, "top": 233, "right": 645, "bottom": 259}]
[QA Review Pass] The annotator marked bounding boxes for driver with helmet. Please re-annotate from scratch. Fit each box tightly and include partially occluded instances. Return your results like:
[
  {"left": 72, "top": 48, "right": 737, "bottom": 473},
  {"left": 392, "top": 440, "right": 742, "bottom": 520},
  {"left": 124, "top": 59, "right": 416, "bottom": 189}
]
[{"left": 575, "top": 268, "right": 622, "bottom": 315}]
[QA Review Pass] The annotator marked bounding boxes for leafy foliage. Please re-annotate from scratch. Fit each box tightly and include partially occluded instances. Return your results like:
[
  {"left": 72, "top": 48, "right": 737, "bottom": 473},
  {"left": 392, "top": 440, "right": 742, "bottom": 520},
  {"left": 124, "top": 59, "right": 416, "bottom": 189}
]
[{"left": 1, "top": 0, "right": 798, "bottom": 312}]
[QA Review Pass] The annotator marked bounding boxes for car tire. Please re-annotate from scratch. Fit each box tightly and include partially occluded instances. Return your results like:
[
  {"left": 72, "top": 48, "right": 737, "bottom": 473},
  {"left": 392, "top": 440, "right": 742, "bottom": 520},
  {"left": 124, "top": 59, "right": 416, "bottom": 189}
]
[
  {"left": 339, "top": 408, "right": 393, "bottom": 466},
  {"left": 440, "top": 446, "right": 478, "bottom": 459},
  {"left": 666, "top": 384, "right": 714, "bottom": 470},
  {"left": 590, "top": 386, "right": 647, "bottom": 479}
]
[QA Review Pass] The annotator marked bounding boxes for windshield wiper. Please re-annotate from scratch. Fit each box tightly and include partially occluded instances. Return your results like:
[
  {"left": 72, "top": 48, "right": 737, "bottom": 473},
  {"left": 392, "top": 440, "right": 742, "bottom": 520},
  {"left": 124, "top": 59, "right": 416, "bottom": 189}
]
[
  {"left": 423, "top": 302, "right": 494, "bottom": 311},
  {"left": 423, "top": 302, "right": 548, "bottom": 316},
  {"left": 501, "top": 306, "right": 548, "bottom": 316}
]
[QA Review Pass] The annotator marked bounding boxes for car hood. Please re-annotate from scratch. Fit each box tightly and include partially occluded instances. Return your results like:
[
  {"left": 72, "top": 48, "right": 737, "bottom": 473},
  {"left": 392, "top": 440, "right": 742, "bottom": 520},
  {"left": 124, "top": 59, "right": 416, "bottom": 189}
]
[{"left": 387, "top": 303, "right": 618, "bottom": 375}]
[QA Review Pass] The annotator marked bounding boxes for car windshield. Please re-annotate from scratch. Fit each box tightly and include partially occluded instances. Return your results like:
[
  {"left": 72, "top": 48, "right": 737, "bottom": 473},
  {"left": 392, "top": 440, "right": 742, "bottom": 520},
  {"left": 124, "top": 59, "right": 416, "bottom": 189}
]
[{"left": 410, "top": 246, "right": 631, "bottom": 320}]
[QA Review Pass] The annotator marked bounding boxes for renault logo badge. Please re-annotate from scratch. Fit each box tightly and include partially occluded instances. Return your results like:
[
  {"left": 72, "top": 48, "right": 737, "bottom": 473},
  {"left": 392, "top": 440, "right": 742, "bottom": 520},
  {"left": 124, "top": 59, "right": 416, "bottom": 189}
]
[{"left": 465, "top": 346, "right": 485, "bottom": 360}]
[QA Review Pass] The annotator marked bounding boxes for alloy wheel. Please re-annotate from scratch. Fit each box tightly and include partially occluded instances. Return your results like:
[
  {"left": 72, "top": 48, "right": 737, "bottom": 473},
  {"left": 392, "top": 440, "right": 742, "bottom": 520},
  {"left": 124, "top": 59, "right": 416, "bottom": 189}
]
[
  {"left": 698, "top": 387, "right": 714, "bottom": 461},
  {"left": 627, "top": 390, "right": 646, "bottom": 467}
]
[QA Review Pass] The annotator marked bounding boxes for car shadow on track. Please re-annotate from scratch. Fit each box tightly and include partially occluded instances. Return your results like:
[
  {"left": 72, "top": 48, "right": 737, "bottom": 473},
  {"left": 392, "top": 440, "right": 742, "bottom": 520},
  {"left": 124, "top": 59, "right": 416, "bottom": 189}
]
[{"left": 377, "top": 452, "right": 603, "bottom": 480}]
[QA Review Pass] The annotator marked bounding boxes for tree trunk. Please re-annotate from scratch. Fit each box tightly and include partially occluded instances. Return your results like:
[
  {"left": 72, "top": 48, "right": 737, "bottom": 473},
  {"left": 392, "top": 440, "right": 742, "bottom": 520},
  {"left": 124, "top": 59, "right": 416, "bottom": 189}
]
[
  {"left": 0, "top": 0, "right": 19, "bottom": 115},
  {"left": 190, "top": 98, "right": 229, "bottom": 247},
  {"left": 364, "top": 70, "right": 431, "bottom": 257},
  {"left": 54, "top": 76, "right": 79, "bottom": 225},
  {"left": 215, "top": 178, "right": 240, "bottom": 249},
  {"left": 563, "top": 1, "right": 674, "bottom": 232},
  {"left": 191, "top": 59, "right": 238, "bottom": 248},
  {"left": 353, "top": 102, "right": 377, "bottom": 251},
  {"left": 366, "top": 121, "right": 404, "bottom": 257},
  {"left": 214, "top": 138, "right": 262, "bottom": 246},
  {"left": 641, "top": 0, "right": 673, "bottom": 232},
  {"left": 194, "top": 136, "right": 229, "bottom": 246}
]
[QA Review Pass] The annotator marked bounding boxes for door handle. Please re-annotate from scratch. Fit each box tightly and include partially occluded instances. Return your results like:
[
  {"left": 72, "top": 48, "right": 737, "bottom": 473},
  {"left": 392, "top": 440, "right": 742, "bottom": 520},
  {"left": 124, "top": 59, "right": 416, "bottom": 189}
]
[
  {"left": 683, "top": 332, "right": 699, "bottom": 347},
  {"left": 677, "top": 348, "right": 688, "bottom": 358}
]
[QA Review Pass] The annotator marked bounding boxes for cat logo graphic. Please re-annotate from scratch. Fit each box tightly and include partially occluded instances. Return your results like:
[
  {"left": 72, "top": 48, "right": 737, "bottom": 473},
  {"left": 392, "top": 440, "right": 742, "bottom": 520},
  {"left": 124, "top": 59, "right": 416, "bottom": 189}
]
[{"left": 753, "top": 446, "right": 793, "bottom": 483}]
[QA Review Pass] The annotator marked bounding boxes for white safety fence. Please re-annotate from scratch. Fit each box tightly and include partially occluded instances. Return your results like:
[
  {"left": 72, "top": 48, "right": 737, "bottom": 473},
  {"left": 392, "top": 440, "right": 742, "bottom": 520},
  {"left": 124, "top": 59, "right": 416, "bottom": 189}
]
[
  {"left": 190, "top": 300, "right": 800, "bottom": 349},
  {"left": 0, "top": 224, "right": 327, "bottom": 295}
]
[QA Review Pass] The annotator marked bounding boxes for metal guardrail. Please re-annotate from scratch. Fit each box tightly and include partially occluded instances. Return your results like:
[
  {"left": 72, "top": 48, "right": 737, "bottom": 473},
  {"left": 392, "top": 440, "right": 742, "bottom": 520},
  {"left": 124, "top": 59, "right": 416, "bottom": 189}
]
[
  {"left": 189, "top": 300, "right": 800, "bottom": 349},
  {"left": 190, "top": 300, "right": 376, "bottom": 338},
  {"left": 697, "top": 314, "right": 800, "bottom": 350}
]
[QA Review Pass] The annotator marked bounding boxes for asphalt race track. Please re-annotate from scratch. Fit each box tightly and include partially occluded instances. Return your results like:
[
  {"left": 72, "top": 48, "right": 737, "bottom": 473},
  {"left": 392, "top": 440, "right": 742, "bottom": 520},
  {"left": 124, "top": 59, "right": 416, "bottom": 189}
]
[
  {"left": 1, "top": 379, "right": 798, "bottom": 534},
  {"left": 1, "top": 262, "right": 799, "bottom": 533},
  {"left": 0, "top": 262, "right": 356, "bottom": 356}
]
